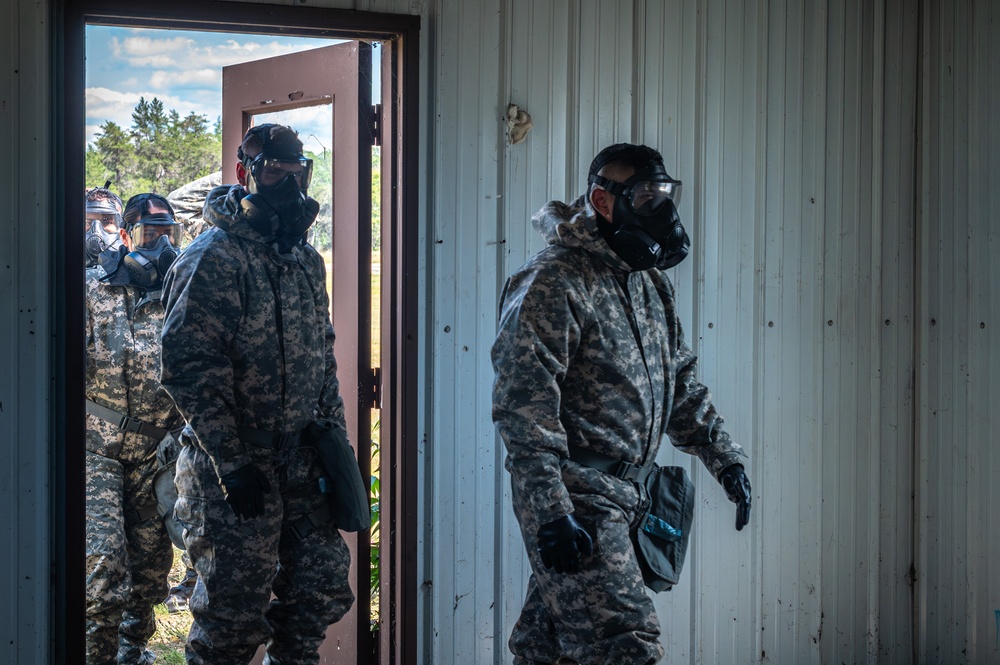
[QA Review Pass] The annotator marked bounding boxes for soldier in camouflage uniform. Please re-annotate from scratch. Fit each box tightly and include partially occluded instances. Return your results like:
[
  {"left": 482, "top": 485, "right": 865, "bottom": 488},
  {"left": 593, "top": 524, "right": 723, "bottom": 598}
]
[
  {"left": 492, "top": 144, "right": 753, "bottom": 665},
  {"left": 160, "top": 123, "right": 354, "bottom": 664},
  {"left": 85, "top": 193, "right": 186, "bottom": 664}
]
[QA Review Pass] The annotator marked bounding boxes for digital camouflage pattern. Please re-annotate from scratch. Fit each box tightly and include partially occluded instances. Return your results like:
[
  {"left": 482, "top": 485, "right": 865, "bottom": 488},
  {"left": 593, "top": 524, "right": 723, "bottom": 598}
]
[
  {"left": 85, "top": 256, "right": 184, "bottom": 665},
  {"left": 166, "top": 171, "right": 221, "bottom": 243},
  {"left": 160, "top": 184, "right": 354, "bottom": 663},
  {"left": 492, "top": 196, "right": 747, "bottom": 664}
]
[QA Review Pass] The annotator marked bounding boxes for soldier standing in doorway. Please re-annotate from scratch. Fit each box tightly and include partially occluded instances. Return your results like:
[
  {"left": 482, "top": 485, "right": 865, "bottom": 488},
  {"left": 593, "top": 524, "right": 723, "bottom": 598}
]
[{"left": 160, "top": 123, "right": 355, "bottom": 663}]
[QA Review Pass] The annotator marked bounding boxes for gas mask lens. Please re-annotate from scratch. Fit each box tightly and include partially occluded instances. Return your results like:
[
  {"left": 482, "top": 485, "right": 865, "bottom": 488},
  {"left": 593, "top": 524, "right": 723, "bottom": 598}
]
[
  {"left": 250, "top": 157, "right": 313, "bottom": 190},
  {"left": 129, "top": 219, "right": 184, "bottom": 249},
  {"left": 628, "top": 180, "right": 682, "bottom": 215},
  {"left": 86, "top": 213, "right": 121, "bottom": 233}
]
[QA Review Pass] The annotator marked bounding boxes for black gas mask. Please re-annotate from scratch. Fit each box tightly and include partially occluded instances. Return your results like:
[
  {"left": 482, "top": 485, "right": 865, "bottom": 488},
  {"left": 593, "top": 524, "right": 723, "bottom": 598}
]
[
  {"left": 238, "top": 125, "right": 320, "bottom": 250},
  {"left": 85, "top": 200, "right": 124, "bottom": 268},
  {"left": 589, "top": 170, "right": 689, "bottom": 271},
  {"left": 587, "top": 143, "right": 690, "bottom": 271},
  {"left": 122, "top": 215, "right": 183, "bottom": 289},
  {"left": 111, "top": 195, "right": 184, "bottom": 291}
]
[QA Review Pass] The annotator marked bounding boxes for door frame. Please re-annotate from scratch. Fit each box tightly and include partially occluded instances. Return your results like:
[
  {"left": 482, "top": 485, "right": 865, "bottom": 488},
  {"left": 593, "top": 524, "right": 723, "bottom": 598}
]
[{"left": 56, "top": 2, "right": 420, "bottom": 663}]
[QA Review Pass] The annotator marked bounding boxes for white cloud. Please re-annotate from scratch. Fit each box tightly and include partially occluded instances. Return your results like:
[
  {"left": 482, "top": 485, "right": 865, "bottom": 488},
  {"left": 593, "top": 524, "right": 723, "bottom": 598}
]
[
  {"left": 111, "top": 35, "right": 338, "bottom": 72},
  {"left": 148, "top": 69, "right": 220, "bottom": 89}
]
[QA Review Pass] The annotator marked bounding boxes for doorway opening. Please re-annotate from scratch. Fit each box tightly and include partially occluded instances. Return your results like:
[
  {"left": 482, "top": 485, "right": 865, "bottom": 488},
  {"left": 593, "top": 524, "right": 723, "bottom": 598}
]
[{"left": 60, "top": 2, "right": 419, "bottom": 664}]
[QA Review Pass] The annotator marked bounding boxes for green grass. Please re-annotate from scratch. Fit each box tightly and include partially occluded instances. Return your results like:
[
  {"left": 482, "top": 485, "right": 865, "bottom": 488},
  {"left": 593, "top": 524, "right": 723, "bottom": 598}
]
[{"left": 148, "top": 547, "right": 192, "bottom": 661}]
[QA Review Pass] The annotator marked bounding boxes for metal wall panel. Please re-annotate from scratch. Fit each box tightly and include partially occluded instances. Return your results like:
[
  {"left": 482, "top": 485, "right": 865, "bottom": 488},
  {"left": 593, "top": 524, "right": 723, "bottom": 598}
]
[
  {"left": 918, "top": 1, "right": 1000, "bottom": 662},
  {"left": 423, "top": 0, "right": 504, "bottom": 662},
  {"left": 1, "top": 0, "right": 53, "bottom": 663}
]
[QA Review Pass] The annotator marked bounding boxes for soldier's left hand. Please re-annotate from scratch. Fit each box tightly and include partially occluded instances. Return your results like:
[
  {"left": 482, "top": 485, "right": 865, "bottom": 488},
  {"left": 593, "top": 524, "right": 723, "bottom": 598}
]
[{"left": 719, "top": 464, "right": 751, "bottom": 531}]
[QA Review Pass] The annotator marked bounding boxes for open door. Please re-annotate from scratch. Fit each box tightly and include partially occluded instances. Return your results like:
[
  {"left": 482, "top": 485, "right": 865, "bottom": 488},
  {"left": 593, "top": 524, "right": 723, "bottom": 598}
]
[{"left": 221, "top": 41, "right": 376, "bottom": 663}]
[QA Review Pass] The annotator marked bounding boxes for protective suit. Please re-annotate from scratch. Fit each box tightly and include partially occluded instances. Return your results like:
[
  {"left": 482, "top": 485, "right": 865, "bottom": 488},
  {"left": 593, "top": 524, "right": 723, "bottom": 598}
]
[
  {"left": 491, "top": 196, "right": 747, "bottom": 664},
  {"left": 85, "top": 248, "right": 184, "bottom": 665},
  {"left": 159, "top": 183, "right": 354, "bottom": 664}
]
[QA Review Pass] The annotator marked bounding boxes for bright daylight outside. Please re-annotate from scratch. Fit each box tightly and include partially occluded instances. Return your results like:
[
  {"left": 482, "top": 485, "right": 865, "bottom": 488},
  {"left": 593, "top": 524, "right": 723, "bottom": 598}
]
[{"left": 84, "top": 24, "right": 382, "bottom": 663}]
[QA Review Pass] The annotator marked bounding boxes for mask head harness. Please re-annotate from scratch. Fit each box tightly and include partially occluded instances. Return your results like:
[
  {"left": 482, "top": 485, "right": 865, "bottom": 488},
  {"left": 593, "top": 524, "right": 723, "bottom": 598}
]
[
  {"left": 85, "top": 186, "right": 125, "bottom": 268},
  {"left": 587, "top": 143, "right": 690, "bottom": 271},
  {"left": 118, "top": 193, "right": 183, "bottom": 290},
  {"left": 237, "top": 123, "right": 320, "bottom": 249}
]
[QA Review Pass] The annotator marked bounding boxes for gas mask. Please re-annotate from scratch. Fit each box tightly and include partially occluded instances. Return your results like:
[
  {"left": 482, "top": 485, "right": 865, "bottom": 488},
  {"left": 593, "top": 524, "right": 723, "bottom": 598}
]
[
  {"left": 121, "top": 214, "right": 184, "bottom": 290},
  {"left": 238, "top": 131, "right": 320, "bottom": 250},
  {"left": 589, "top": 169, "right": 690, "bottom": 271},
  {"left": 85, "top": 200, "right": 124, "bottom": 268}
]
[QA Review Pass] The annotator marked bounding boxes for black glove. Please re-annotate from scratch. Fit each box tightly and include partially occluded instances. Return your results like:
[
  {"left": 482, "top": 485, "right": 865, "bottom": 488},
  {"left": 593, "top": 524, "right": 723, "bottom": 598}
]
[
  {"left": 536, "top": 514, "right": 594, "bottom": 574},
  {"left": 218, "top": 463, "right": 272, "bottom": 521},
  {"left": 719, "top": 464, "right": 752, "bottom": 531}
]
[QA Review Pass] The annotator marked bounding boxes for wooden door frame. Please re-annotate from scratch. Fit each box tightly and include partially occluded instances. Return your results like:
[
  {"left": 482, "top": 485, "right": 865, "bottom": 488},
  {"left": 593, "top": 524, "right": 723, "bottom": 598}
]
[{"left": 55, "top": 2, "right": 420, "bottom": 663}]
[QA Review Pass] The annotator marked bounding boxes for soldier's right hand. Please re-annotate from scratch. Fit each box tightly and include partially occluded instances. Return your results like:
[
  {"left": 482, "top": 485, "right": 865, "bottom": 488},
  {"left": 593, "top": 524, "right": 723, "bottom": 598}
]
[
  {"left": 536, "top": 514, "right": 593, "bottom": 574},
  {"left": 219, "top": 463, "right": 272, "bottom": 520}
]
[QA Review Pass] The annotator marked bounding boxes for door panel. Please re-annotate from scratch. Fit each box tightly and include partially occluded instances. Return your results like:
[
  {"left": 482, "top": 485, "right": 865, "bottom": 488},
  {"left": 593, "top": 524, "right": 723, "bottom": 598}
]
[{"left": 221, "top": 41, "right": 372, "bottom": 664}]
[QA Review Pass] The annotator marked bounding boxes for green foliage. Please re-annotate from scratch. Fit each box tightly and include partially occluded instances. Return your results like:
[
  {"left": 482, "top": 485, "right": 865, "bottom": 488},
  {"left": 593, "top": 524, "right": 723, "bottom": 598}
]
[
  {"left": 369, "top": 432, "right": 381, "bottom": 614},
  {"left": 87, "top": 97, "right": 222, "bottom": 200}
]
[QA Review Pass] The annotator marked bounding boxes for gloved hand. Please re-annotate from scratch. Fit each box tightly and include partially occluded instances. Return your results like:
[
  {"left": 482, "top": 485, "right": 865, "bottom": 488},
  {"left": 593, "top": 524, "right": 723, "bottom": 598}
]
[
  {"left": 536, "top": 514, "right": 593, "bottom": 574},
  {"left": 218, "top": 463, "right": 272, "bottom": 521},
  {"left": 719, "top": 464, "right": 752, "bottom": 531}
]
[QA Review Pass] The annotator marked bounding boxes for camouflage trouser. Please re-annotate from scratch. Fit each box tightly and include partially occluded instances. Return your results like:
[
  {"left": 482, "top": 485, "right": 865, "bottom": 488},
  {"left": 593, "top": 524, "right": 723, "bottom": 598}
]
[
  {"left": 85, "top": 450, "right": 174, "bottom": 665},
  {"left": 174, "top": 441, "right": 355, "bottom": 665},
  {"left": 510, "top": 489, "right": 663, "bottom": 665}
]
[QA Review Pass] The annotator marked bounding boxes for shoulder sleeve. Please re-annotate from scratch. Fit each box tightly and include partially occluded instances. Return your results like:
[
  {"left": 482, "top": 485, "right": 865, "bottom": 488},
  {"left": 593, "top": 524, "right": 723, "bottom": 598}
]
[
  {"left": 491, "top": 255, "right": 588, "bottom": 526},
  {"left": 160, "top": 236, "right": 250, "bottom": 478}
]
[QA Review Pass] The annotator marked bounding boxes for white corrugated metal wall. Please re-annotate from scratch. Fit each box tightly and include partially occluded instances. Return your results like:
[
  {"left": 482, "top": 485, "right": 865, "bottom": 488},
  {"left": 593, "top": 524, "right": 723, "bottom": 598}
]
[
  {"left": 1, "top": 0, "right": 54, "bottom": 661},
  {"left": 1, "top": 0, "right": 998, "bottom": 662},
  {"left": 917, "top": 1, "right": 1000, "bottom": 663}
]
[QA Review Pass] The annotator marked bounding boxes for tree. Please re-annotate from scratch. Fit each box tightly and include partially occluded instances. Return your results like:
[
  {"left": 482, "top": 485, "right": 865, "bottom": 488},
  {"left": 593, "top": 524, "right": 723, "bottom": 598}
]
[{"left": 87, "top": 97, "right": 222, "bottom": 200}]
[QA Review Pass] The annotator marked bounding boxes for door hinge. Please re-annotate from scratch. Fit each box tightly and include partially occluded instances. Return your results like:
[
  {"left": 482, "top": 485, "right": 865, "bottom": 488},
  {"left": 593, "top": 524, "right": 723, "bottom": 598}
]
[
  {"left": 370, "top": 103, "right": 382, "bottom": 146},
  {"left": 368, "top": 366, "right": 382, "bottom": 409}
]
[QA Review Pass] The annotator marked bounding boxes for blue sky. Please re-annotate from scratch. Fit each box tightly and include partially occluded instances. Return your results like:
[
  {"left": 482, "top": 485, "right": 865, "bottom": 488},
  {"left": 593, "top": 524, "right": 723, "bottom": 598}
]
[{"left": 85, "top": 26, "right": 363, "bottom": 155}]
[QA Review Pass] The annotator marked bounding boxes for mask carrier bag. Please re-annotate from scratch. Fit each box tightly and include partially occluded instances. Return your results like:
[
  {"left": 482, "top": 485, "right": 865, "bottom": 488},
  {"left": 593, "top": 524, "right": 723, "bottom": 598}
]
[{"left": 566, "top": 444, "right": 695, "bottom": 592}]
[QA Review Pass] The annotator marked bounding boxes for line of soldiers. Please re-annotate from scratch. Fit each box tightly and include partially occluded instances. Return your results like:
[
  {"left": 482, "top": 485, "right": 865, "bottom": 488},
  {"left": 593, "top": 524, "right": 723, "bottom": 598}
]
[
  {"left": 85, "top": 130, "right": 755, "bottom": 665},
  {"left": 84, "top": 123, "right": 354, "bottom": 664}
]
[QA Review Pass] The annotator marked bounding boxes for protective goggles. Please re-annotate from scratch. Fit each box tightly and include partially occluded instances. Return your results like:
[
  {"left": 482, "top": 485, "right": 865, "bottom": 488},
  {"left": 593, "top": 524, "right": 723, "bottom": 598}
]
[
  {"left": 589, "top": 175, "right": 683, "bottom": 215},
  {"left": 128, "top": 214, "right": 184, "bottom": 249},
  {"left": 249, "top": 155, "right": 314, "bottom": 190},
  {"left": 86, "top": 201, "right": 124, "bottom": 232}
]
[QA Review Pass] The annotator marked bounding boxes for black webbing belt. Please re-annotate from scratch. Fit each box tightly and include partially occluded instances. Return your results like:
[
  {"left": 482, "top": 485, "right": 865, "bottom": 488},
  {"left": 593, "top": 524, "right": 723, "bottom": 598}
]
[
  {"left": 86, "top": 399, "right": 170, "bottom": 441},
  {"left": 566, "top": 444, "right": 656, "bottom": 484},
  {"left": 236, "top": 425, "right": 301, "bottom": 450}
]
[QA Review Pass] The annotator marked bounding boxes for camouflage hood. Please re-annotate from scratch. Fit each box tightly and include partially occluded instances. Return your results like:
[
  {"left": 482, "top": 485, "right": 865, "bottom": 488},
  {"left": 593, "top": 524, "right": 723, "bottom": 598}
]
[
  {"left": 530, "top": 195, "right": 632, "bottom": 272},
  {"left": 202, "top": 184, "right": 273, "bottom": 244}
]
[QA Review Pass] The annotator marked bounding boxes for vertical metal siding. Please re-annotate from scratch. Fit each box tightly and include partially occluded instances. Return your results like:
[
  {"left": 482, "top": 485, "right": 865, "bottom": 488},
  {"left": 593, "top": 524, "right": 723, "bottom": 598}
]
[
  {"left": 1, "top": 0, "right": 52, "bottom": 663},
  {"left": 918, "top": 1, "right": 1000, "bottom": 662},
  {"left": 425, "top": 0, "right": 504, "bottom": 662}
]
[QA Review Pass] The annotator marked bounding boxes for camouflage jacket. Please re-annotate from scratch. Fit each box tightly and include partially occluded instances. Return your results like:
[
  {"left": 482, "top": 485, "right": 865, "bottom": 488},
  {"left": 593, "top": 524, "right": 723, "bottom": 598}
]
[
  {"left": 160, "top": 184, "right": 347, "bottom": 480},
  {"left": 85, "top": 252, "right": 184, "bottom": 462},
  {"left": 491, "top": 196, "right": 747, "bottom": 527}
]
